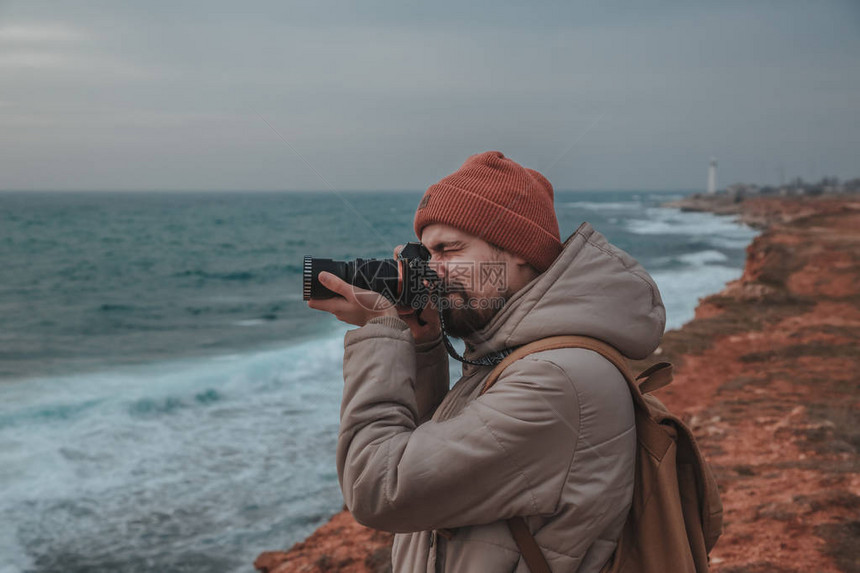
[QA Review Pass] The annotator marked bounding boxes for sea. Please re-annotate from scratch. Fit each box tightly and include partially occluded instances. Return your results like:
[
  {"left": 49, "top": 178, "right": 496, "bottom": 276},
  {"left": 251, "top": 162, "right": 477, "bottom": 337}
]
[{"left": 0, "top": 190, "right": 758, "bottom": 573}]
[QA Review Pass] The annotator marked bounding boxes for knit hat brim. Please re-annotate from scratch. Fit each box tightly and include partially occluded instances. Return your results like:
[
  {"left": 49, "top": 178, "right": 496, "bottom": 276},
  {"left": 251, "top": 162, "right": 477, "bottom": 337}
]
[{"left": 414, "top": 151, "right": 562, "bottom": 272}]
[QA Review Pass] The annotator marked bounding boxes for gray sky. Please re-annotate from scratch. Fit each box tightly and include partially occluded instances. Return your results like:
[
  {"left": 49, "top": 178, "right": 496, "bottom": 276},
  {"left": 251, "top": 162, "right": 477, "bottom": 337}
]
[{"left": 1, "top": 0, "right": 858, "bottom": 191}]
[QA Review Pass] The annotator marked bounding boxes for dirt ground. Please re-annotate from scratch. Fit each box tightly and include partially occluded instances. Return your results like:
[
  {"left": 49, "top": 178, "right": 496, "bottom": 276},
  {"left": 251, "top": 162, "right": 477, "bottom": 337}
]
[{"left": 255, "top": 195, "right": 860, "bottom": 573}]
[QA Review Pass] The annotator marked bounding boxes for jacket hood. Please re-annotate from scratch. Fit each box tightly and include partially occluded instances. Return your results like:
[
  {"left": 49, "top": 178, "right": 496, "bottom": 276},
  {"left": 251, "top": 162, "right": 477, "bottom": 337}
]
[{"left": 464, "top": 222, "right": 665, "bottom": 361}]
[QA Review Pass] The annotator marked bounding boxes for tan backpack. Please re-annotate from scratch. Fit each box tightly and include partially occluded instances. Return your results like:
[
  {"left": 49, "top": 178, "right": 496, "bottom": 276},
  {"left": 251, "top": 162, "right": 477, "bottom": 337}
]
[{"left": 480, "top": 335, "right": 724, "bottom": 573}]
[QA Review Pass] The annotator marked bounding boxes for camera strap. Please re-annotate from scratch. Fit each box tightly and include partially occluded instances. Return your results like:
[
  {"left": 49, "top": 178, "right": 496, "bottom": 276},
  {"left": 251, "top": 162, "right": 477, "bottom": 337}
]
[{"left": 435, "top": 302, "right": 521, "bottom": 367}]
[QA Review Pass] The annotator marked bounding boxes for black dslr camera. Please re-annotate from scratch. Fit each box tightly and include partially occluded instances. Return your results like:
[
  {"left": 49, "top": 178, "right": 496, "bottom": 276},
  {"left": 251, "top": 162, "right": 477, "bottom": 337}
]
[{"left": 302, "top": 243, "right": 438, "bottom": 311}]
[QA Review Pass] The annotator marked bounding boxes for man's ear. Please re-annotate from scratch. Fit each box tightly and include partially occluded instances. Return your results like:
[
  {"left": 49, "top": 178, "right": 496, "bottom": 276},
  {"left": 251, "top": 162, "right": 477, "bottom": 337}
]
[
  {"left": 497, "top": 248, "right": 533, "bottom": 274},
  {"left": 510, "top": 254, "right": 529, "bottom": 267}
]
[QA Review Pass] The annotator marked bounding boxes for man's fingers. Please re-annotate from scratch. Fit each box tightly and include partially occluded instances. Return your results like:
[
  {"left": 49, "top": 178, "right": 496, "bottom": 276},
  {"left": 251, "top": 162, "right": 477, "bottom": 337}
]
[
  {"left": 393, "top": 244, "right": 405, "bottom": 259},
  {"left": 318, "top": 271, "right": 353, "bottom": 299},
  {"left": 355, "top": 290, "right": 394, "bottom": 312},
  {"left": 307, "top": 297, "right": 344, "bottom": 314}
]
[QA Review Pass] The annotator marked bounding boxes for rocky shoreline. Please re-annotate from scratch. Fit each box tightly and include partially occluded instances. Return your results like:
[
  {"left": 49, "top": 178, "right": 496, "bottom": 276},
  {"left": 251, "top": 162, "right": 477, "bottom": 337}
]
[{"left": 256, "top": 194, "right": 860, "bottom": 573}]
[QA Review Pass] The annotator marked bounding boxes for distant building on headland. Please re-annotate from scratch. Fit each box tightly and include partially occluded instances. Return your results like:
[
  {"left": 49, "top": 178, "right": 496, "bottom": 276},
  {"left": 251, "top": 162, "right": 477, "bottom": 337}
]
[
  {"left": 723, "top": 177, "right": 860, "bottom": 201},
  {"left": 708, "top": 158, "right": 718, "bottom": 194}
]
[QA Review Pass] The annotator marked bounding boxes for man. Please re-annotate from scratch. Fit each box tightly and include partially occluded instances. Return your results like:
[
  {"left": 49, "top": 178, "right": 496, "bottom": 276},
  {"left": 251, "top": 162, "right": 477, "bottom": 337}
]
[{"left": 308, "top": 151, "right": 665, "bottom": 572}]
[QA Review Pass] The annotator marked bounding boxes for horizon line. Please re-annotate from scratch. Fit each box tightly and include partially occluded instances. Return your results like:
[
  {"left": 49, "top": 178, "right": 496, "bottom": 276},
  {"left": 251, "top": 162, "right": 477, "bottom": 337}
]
[{"left": 0, "top": 188, "right": 700, "bottom": 194}]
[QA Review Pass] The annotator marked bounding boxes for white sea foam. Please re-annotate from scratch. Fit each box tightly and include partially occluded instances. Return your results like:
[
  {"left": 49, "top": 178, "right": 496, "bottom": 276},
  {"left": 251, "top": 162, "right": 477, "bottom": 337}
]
[
  {"left": 650, "top": 249, "right": 731, "bottom": 269},
  {"left": 235, "top": 318, "right": 266, "bottom": 326},
  {"left": 628, "top": 208, "right": 755, "bottom": 329},
  {"left": 652, "top": 265, "right": 743, "bottom": 330},
  {"left": 0, "top": 516, "right": 32, "bottom": 573},
  {"left": 677, "top": 249, "right": 728, "bottom": 265},
  {"left": 627, "top": 207, "right": 755, "bottom": 239},
  {"left": 708, "top": 235, "right": 757, "bottom": 249}
]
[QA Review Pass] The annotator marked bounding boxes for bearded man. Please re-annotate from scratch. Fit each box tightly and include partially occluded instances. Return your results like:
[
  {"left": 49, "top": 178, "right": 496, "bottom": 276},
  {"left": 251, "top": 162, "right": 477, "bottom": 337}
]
[{"left": 308, "top": 151, "right": 666, "bottom": 572}]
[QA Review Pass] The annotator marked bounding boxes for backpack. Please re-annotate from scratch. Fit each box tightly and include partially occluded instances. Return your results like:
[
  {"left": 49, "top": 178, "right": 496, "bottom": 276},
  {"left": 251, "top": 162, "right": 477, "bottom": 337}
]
[{"left": 479, "top": 335, "right": 724, "bottom": 573}]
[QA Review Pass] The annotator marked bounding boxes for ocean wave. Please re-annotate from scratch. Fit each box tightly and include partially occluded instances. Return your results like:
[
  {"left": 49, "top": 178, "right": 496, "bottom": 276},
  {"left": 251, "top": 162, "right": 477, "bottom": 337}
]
[
  {"left": 652, "top": 264, "right": 744, "bottom": 330},
  {"left": 128, "top": 389, "right": 222, "bottom": 418},
  {"left": 0, "top": 326, "right": 350, "bottom": 572},
  {"left": 679, "top": 250, "right": 729, "bottom": 265},
  {"left": 626, "top": 207, "right": 757, "bottom": 241},
  {"left": 172, "top": 264, "right": 303, "bottom": 283},
  {"left": 708, "top": 236, "right": 757, "bottom": 249},
  {"left": 234, "top": 318, "right": 267, "bottom": 327},
  {"left": 173, "top": 269, "right": 256, "bottom": 281},
  {"left": 654, "top": 249, "right": 730, "bottom": 269},
  {"left": 0, "top": 398, "right": 104, "bottom": 430},
  {"left": 561, "top": 201, "right": 640, "bottom": 211},
  {"left": 98, "top": 303, "right": 139, "bottom": 313}
]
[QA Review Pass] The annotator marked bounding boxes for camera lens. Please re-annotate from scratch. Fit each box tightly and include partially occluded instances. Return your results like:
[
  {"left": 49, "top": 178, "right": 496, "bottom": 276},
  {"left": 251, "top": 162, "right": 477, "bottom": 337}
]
[
  {"left": 303, "top": 256, "right": 351, "bottom": 300},
  {"left": 303, "top": 243, "right": 435, "bottom": 308},
  {"left": 303, "top": 256, "right": 401, "bottom": 302},
  {"left": 302, "top": 255, "right": 314, "bottom": 300}
]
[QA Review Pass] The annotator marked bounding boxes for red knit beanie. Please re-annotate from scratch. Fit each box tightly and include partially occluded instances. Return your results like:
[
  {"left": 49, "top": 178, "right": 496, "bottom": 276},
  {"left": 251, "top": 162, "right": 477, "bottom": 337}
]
[{"left": 414, "top": 151, "right": 562, "bottom": 272}]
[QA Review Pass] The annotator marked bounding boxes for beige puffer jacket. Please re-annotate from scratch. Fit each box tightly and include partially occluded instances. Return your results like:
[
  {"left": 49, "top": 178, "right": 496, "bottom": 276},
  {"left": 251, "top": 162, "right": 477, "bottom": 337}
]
[{"left": 337, "top": 222, "right": 666, "bottom": 572}]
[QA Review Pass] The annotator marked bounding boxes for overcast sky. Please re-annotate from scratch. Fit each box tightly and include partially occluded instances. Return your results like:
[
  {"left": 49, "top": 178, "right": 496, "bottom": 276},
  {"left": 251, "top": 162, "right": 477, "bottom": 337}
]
[{"left": 1, "top": 1, "right": 858, "bottom": 191}]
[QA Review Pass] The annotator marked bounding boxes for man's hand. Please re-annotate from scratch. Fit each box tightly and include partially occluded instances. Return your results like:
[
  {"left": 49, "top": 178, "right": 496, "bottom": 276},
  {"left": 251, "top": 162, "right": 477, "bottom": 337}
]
[
  {"left": 307, "top": 271, "right": 399, "bottom": 327},
  {"left": 393, "top": 245, "right": 442, "bottom": 345},
  {"left": 307, "top": 246, "right": 444, "bottom": 344}
]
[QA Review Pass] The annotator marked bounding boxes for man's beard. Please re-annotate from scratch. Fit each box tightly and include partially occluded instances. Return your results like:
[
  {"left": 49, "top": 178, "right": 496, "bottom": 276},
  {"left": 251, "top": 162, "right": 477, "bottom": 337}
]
[{"left": 439, "top": 288, "right": 510, "bottom": 339}]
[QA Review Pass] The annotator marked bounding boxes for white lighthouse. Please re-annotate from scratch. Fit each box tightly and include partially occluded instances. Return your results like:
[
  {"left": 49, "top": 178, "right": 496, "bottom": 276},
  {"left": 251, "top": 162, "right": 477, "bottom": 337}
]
[{"left": 707, "top": 157, "right": 718, "bottom": 194}]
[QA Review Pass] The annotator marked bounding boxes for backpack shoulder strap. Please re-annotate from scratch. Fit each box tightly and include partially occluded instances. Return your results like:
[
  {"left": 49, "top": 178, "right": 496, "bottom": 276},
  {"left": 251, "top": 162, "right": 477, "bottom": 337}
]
[
  {"left": 481, "top": 335, "right": 622, "bottom": 392},
  {"left": 480, "top": 335, "right": 672, "bottom": 401},
  {"left": 506, "top": 517, "right": 552, "bottom": 573},
  {"left": 480, "top": 335, "right": 674, "bottom": 573}
]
